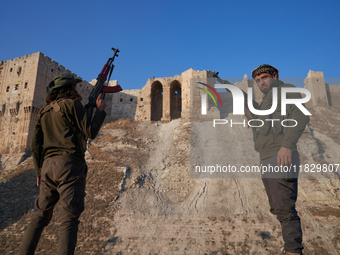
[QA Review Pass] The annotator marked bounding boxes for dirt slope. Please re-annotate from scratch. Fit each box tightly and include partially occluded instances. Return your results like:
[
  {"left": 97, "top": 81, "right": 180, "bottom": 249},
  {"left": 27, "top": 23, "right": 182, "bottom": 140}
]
[
  {"left": 1, "top": 106, "right": 340, "bottom": 254},
  {"left": 103, "top": 107, "right": 340, "bottom": 255}
]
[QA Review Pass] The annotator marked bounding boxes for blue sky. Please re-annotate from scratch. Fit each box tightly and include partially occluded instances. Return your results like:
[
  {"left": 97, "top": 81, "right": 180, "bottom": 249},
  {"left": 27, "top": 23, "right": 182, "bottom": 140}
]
[{"left": 1, "top": 0, "right": 339, "bottom": 89}]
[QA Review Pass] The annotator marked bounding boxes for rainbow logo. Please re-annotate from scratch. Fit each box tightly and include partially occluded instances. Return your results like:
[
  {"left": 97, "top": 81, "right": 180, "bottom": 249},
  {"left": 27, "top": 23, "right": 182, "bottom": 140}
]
[{"left": 196, "top": 82, "right": 223, "bottom": 106}]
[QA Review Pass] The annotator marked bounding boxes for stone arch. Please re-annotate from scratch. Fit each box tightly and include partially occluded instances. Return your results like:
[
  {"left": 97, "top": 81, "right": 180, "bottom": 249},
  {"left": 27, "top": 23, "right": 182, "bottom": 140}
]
[
  {"left": 170, "top": 80, "right": 182, "bottom": 119},
  {"left": 151, "top": 81, "right": 163, "bottom": 121}
]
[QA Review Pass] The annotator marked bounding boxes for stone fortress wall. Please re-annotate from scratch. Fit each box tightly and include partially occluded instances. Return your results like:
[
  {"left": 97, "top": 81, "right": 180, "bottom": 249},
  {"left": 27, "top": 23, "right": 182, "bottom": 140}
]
[
  {"left": 109, "top": 69, "right": 340, "bottom": 122},
  {"left": 0, "top": 52, "right": 93, "bottom": 159},
  {"left": 304, "top": 70, "right": 340, "bottom": 108},
  {"left": 110, "top": 68, "right": 216, "bottom": 123},
  {"left": 0, "top": 52, "right": 339, "bottom": 168}
]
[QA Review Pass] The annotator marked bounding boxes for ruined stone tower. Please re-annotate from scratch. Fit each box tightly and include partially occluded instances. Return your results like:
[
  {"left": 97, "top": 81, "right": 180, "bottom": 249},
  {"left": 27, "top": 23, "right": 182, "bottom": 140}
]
[{"left": 0, "top": 52, "right": 92, "bottom": 164}]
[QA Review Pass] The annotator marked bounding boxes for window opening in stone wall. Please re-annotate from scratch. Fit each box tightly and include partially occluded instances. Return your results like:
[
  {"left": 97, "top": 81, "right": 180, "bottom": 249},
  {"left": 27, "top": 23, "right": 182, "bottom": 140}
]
[
  {"left": 120, "top": 98, "right": 123, "bottom": 102},
  {"left": 10, "top": 68, "right": 12, "bottom": 72},
  {"left": 15, "top": 84, "right": 19, "bottom": 90},
  {"left": 151, "top": 81, "right": 163, "bottom": 121},
  {"left": 24, "top": 82, "right": 28, "bottom": 88},
  {"left": 141, "top": 98, "right": 143, "bottom": 101},
  {"left": 170, "top": 80, "right": 182, "bottom": 120},
  {"left": 6, "top": 86, "right": 10, "bottom": 92},
  {"left": 130, "top": 98, "right": 133, "bottom": 102},
  {"left": 51, "top": 69, "right": 54, "bottom": 72}
]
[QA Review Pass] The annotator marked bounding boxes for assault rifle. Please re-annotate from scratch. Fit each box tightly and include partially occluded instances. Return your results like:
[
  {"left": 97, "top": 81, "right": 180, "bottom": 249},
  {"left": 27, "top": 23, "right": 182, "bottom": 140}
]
[
  {"left": 85, "top": 47, "right": 122, "bottom": 121},
  {"left": 213, "top": 71, "right": 231, "bottom": 85}
]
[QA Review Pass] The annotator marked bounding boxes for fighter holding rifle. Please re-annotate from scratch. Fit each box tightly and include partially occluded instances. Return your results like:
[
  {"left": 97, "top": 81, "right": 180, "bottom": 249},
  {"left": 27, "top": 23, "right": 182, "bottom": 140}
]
[{"left": 19, "top": 48, "right": 122, "bottom": 255}]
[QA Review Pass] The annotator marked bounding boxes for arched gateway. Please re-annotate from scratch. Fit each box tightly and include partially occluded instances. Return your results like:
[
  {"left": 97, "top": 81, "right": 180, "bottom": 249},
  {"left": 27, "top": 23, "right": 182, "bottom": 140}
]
[
  {"left": 170, "top": 80, "right": 181, "bottom": 119},
  {"left": 151, "top": 81, "right": 163, "bottom": 121}
]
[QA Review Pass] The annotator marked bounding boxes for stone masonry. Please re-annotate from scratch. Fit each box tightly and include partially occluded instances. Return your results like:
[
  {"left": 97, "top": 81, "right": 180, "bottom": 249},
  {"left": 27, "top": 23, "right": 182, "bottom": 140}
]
[
  {"left": 0, "top": 51, "right": 339, "bottom": 169},
  {"left": 109, "top": 69, "right": 340, "bottom": 122},
  {"left": 304, "top": 70, "right": 340, "bottom": 108},
  {"left": 110, "top": 68, "right": 218, "bottom": 123},
  {"left": 0, "top": 52, "right": 93, "bottom": 164}
]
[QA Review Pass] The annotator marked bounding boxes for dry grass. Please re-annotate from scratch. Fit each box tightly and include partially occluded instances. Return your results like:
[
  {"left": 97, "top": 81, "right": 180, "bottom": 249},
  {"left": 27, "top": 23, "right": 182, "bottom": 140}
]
[
  {"left": 103, "top": 118, "right": 139, "bottom": 138},
  {"left": 0, "top": 158, "right": 125, "bottom": 254},
  {"left": 0, "top": 118, "right": 145, "bottom": 254},
  {"left": 87, "top": 144, "right": 115, "bottom": 163},
  {"left": 309, "top": 205, "right": 340, "bottom": 217},
  {"left": 88, "top": 118, "right": 149, "bottom": 170},
  {"left": 308, "top": 106, "right": 340, "bottom": 145}
]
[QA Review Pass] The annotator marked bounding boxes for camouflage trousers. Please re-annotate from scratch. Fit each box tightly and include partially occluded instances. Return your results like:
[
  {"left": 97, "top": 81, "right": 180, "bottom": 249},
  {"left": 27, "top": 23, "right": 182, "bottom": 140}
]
[
  {"left": 19, "top": 156, "right": 87, "bottom": 255},
  {"left": 261, "top": 150, "right": 303, "bottom": 254}
]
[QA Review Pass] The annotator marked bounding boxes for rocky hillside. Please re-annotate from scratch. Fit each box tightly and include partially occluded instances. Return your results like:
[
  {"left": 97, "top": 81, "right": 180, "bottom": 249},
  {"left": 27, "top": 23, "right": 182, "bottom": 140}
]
[{"left": 1, "top": 105, "right": 340, "bottom": 254}]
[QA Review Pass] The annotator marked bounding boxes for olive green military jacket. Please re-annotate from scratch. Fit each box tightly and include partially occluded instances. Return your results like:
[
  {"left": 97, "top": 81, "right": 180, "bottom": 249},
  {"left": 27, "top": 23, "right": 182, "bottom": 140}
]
[
  {"left": 31, "top": 96, "right": 106, "bottom": 177},
  {"left": 251, "top": 81, "right": 310, "bottom": 160}
]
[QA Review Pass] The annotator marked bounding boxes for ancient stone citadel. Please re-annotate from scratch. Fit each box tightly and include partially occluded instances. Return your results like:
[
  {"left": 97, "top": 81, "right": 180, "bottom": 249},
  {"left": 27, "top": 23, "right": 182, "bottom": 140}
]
[
  {"left": 0, "top": 52, "right": 339, "bottom": 168},
  {"left": 0, "top": 52, "right": 93, "bottom": 164}
]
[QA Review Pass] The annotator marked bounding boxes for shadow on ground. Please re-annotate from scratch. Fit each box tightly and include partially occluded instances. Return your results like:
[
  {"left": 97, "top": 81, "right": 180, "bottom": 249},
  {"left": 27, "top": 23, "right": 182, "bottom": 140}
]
[{"left": 0, "top": 168, "right": 37, "bottom": 231}]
